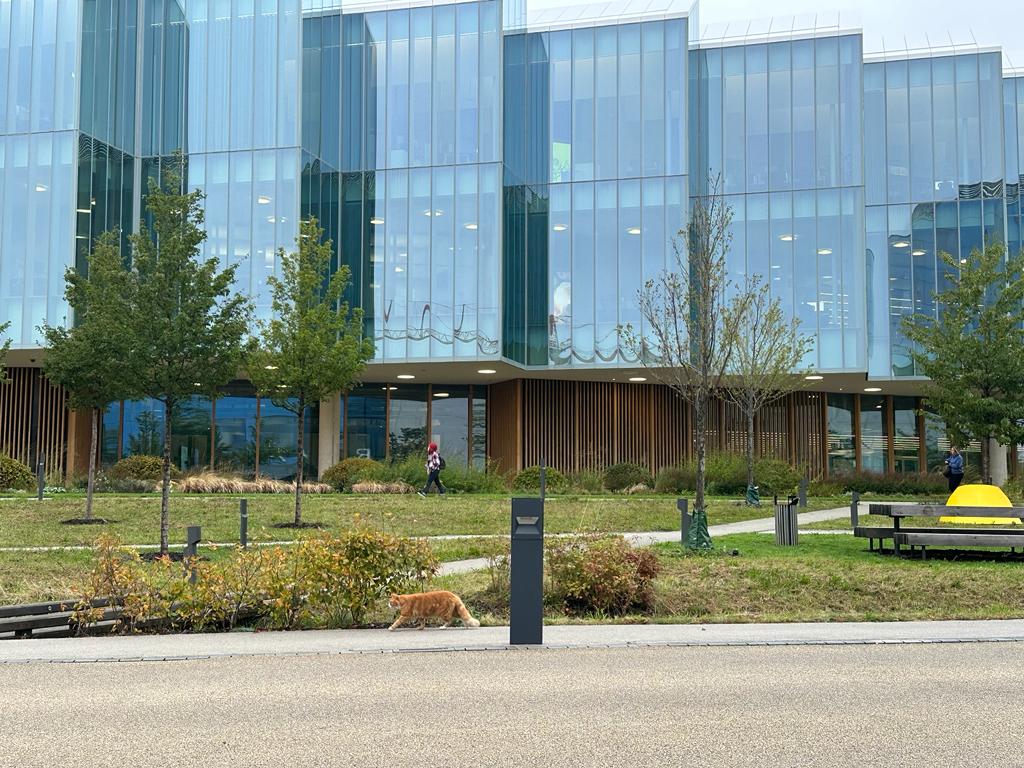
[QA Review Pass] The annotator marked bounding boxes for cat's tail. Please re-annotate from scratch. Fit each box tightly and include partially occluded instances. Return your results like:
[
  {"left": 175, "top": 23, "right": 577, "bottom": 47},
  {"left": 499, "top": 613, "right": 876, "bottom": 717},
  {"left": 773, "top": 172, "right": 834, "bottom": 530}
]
[{"left": 456, "top": 598, "right": 481, "bottom": 628}]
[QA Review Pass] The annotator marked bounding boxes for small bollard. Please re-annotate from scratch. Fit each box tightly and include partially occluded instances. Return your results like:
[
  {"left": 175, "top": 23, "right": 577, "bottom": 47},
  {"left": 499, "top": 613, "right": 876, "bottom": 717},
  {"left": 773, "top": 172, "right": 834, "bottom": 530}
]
[
  {"left": 850, "top": 491, "right": 860, "bottom": 528},
  {"left": 678, "top": 498, "right": 691, "bottom": 548},
  {"left": 37, "top": 460, "right": 45, "bottom": 500},
  {"left": 539, "top": 457, "right": 547, "bottom": 500},
  {"left": 510, "top": 497, "right": 544, "bottom": 645},
  {"left": 798, "top": 477, "right": 808, "bottom": 508},
  {"left": 240, "top": 499, "right": 249, "bottom": 548},
  {"left": 184, "top": 525, "right": 201, "bottom": 584}
]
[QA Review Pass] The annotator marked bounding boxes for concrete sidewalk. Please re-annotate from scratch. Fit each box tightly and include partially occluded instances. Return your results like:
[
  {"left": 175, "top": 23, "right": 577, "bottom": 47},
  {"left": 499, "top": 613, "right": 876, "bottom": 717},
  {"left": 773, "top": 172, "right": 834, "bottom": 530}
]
[{"left": 2, "top": 618, "right": 1023, "bottom": 664}]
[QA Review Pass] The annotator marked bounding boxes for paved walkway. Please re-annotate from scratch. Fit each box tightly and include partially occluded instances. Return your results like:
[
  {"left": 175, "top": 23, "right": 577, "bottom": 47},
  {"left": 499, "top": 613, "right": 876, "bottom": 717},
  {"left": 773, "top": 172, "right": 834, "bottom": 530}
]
[{"left": 2, "top": 618, "right": 1023, "bottom": 664}]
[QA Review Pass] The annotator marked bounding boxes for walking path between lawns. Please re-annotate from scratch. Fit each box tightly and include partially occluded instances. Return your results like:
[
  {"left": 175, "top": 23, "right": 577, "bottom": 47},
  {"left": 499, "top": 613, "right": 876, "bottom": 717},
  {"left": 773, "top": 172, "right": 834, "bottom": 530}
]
[
  {"left": 0, "top": 505, "right": 862, "bottom": 563},
  {"left": 3, "top": 617, "right": 1024, "bottom": 664}
]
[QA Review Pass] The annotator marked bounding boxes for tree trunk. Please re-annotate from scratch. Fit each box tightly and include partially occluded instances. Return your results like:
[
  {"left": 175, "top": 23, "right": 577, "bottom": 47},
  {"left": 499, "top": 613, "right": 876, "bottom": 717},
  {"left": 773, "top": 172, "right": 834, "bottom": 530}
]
[
  {"left": 981, "top": 437, "right": 991, "bottom": 485},
  {"left": 745, "top": 396, "right": 755, "bottom": 491},
  {"left": 85, "top": 407, "right": 98, "bottom": 521},
  {"left": 694, "top": 392, "right": 707, "bottom": 514},
  {"left": 161, "top": 399, "right": 173, "bottom": 554},
  {"left": 294, "top": 399, "right": 304, "bottom": 526}
]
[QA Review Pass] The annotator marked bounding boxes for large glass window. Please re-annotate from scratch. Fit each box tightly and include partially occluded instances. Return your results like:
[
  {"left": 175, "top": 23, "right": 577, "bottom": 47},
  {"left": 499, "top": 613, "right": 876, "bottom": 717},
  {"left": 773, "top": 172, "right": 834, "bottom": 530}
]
[
  {"left": 617, "top": 25, "right": 641, "bottom": 179},
  {"left": 389, "top": 384, "right": 428, "bottom": 462},
  {"left": 173, "top": 397, "right": 212, "bottom": 473},
  {"left": 860, "top": 395, "right": 889, "bottom": 473},
  {"left": 745, "top": 44, "right": 768, "bottom": 193},
  {"left": 345, "top": 385, "right": 387, "bottom": 460},
  {"left": 214, "top": 383, "right": 259, "bottom": 478},
  {"left": 431, "top": 385, "right": 469, "bottom": 466},
  {"left": 892, "top": 396, "right": 920, "bottom": 473},
  {"left": 827, "top": 394, "right": 855, "bottom": 475},
  {"left": 259, "top": 399, "right": 318, "bottom": 480},
  {"left": 122, "top": 398, "right": 165, "bottom": 458}
]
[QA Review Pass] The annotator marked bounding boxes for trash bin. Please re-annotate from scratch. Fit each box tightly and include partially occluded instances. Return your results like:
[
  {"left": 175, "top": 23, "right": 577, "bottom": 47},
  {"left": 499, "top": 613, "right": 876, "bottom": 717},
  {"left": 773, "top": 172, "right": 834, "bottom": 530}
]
[{"left": 774, "top": 499, "right": 798, "bottom": 546}]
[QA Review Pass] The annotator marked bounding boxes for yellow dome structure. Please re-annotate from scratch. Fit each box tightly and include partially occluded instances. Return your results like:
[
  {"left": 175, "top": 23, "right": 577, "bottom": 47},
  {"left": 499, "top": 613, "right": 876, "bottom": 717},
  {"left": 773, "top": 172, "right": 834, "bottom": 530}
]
[{"left": 942, "top": 484, "right": 1022, "bottom": 525}]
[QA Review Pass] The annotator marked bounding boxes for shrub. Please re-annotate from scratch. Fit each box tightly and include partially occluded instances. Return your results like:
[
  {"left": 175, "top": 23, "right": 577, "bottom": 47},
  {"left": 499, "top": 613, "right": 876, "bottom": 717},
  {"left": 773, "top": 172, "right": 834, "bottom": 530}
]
[
  {"left": 108, "top": 455, "right": 180, "bottom": 482},
  {"left": 351, "top": 480, "right": 416, "bottom": 494},
  {"left": 568, "top": 469, "right": 605, "bottom": 494},
  {"left": 0, "top": 452, "right": 35, "bottom": 491},
  {"left": 436, "top": 460, "right": 507, "bottom": 494},
  {"left": 321, "top": 457, "right": 382, "bottom": 490},
  {"left": 808, "top": 478, "right": 845, "bottom": 497},
  {"left": 833, "top": 471, "right": 948, "bottom": 497},
  {"left": 75, "top": 529, "right": 439, "bottom": 633},
  {"left": 178, "top": 472, "right": 332, "bottom": 494},
  {"left": 545, "top": 536, "right": 660, "bottom": 616},
  {"left": 654, "top": 465, "right": 689, "bottom": 494},
  {"left": 603, "top": 462, "right": 654, "bottom": 492},
  {"left": 512, "top": 465, "right": 568, "bottom": 493},
  {"left": 753, "top": 457, "right": 803, "bottom": 495}
]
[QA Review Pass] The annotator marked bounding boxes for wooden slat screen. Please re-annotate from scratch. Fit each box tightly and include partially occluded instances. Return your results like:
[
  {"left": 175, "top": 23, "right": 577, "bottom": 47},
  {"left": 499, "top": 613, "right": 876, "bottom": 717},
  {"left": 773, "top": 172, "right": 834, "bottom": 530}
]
[
  {"left": 486, "top": 379, "right": 521, "bottom": 475},
  {"left": 758, "top": 399, "right": 788, "bottom": 461},
  {"left": 791, "top": 391, "right": 825, "bottom": 478},
  {"left": 0, "top": 367, "right": 69, "bottom": 480}
]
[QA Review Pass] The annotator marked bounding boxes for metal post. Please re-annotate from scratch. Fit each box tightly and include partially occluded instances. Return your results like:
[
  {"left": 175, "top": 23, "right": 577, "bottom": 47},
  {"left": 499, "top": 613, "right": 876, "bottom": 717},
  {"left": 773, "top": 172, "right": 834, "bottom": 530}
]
[
  {"left": 510, "top": 497, "right": 544, "bottom": 645},
  {"left": 185, "top": 525, "right": 201, "bottom": 584},
  {"left": 240, "top": 499, "right": 248, "bottom": 548},
  {"left": 850, "top": 491, "right": 860, "bottom": 528},
  {"left": 36, "top": 460, "right": 45, "bottom": 501},
  {"left": 539, "top": 456, "right": 546, "bottom": 500},
  {"left": 678, "top": 498, "right": 690, "bottom": 548},
  {"left": 798, "top": 477, "right": 808, "bottom": 508}
]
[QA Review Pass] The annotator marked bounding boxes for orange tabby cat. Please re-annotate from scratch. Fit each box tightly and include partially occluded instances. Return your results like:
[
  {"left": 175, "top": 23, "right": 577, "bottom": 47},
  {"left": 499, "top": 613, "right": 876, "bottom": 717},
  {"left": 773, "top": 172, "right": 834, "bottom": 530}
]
[{"left": 387, "top": 590, "right": 480, "bottom": 630}]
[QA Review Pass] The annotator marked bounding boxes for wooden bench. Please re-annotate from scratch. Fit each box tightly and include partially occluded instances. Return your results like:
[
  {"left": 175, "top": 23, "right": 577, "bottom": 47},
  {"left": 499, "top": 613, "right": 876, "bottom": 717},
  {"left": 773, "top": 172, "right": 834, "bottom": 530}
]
[
  {"left": 0, "top": 598, "right": 119, "bottom": 640},
  {"left": 867, "top": 503, "right": 1024, "bottom": 559}
]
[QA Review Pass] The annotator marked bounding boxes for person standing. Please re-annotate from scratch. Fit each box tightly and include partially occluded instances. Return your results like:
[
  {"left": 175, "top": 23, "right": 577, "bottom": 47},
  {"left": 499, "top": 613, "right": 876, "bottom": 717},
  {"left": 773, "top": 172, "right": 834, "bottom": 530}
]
[
  {"left": 945, "top": 446, "right": 965, "bottom": 492},
  {"left": 418, "top": 442, "right": 446, "bottom": 497}
]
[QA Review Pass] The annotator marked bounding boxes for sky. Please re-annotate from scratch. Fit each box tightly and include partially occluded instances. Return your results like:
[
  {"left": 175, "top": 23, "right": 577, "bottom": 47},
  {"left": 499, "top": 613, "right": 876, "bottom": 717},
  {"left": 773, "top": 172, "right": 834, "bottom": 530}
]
[{"left": 530, "top": 0, "right": 1024, "bottom": 69}]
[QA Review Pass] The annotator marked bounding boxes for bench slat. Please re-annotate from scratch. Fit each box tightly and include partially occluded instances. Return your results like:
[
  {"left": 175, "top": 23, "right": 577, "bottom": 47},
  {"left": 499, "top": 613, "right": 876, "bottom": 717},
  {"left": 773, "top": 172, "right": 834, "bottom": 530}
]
[
  {"left": 854, "top": 526, "right": 936, "bottom": 539},
  {"left": 0, "top": 597, "right": 113, "bottom": 620},
  {"left": 896, "top": 532, "right": 1024, "bottom": 547},
  {"left": 869, "top": 503, "right": 1024, "bottom": 518},
  {"left": 0, "top": 607, "right": 122, "bottom": 635}
]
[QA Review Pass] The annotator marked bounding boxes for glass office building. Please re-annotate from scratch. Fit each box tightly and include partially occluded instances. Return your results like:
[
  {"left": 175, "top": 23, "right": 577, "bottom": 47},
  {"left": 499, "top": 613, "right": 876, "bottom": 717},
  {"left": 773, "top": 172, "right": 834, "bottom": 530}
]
[{"left": 3, "top": 0, "right": 1024, "bottom": 480}]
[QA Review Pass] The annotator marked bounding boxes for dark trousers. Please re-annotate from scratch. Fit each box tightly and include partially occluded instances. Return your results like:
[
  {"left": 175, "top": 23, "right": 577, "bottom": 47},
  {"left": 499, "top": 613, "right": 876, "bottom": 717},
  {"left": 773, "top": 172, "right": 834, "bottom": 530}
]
[
  {"left": 422, "top": 469, "right": 445, "bottom": 495},
  {"left": 948, "top": 473, "right": 964, "bottom": 492}
]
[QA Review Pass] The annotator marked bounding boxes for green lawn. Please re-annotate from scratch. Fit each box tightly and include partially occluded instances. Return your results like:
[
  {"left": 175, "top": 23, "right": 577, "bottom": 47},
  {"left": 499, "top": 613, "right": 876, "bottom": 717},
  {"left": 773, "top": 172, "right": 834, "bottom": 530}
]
[
  {"left": 0, "top": 492, "right": 848, "bottom": 548},
  {"left": 435, "top": 533, "right": 1024, "bottom": 626}
]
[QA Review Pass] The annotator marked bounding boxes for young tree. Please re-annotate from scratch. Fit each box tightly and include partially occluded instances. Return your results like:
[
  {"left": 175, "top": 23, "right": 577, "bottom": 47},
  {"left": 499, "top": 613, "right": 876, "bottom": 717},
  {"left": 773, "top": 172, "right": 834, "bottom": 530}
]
[
  {"left": 249, "top": 218, "right": 374, "bottom": 527},
  {"left": 0, "top": 320, "right": 9, "bottom": 383},
  {"left": 903, "top": 243, "right": 1024, "bottom": 482},
  {"left": 723, "top": 275, "right": 814, "bottom": 505},
  {"left": 621, "top": 179, "right": 742, "bottom": 550},
  {"left": 41, "top": 231, "right": 136, "bottom": 522},
  {"left": 127, "top": 160, "right": 252, "bottom": 554}
]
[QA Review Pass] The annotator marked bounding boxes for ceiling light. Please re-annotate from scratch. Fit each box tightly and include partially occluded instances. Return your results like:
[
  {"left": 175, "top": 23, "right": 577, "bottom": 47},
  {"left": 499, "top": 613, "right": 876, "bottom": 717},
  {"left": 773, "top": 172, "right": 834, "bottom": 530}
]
[
  {"left": 959, "top": 258, "right": 967, "bottom": 264},
  {"left": 628, "top": 377, "right": 646, "bottom": 383},
  {"left": 433, "top": 209, "right": 444, "bottom": 217},
  {"left": 35, "top": 184, "right": 48, "bottom": 192},
  {"left": 875, "top": 404, "right": 882, "bottom": 409},
  {"left": 382, "top": 386, "right": 397, "bottom": 391},
  {"left": 805, "top": 375, "right": 823, "bottom": 381},
  {"left": 912, "top": 249, "right": 926, "bottom": 256},
  {"left": 864, "top": 387, "right": 882, "bottom": 393},
  {"left": 552, "top": 224, "right": 567, "bottom": 232},
  {"left": 266, "top": 216, "right": 276, "bottom": 223},
  {"left": 75, "top": 235, "right": 88, "bottom": 240},
  {"left": 817, "top": 248, "right": 832, "bottom": 255},
  {"left": 464, "top": 223, "right": 478, "bottom": 230},
  {"left": 779, "top": 234, "right": 795, "bottom": 242},
  {"left": 433, "top": 392, "right": 450, "bottom": 398},
  {"left": 264, "top": 365, "right": 278, "bottom": 370},
  {"left": 76, "top": 208, "right": 91, "bottom": 214},
  {"left": 193, "top": 382, "right": 202, "bottom": 387},
  {"left": 477, "top": 369, "right": 496, "bottom": 375},
  {"left": 370, "top": 217, "right": 384, "bottom": 225},
  {"left": 771, "top": 265, "right": 781, "bottom": 270},
  {"left": 90, "top": 197, "right": 96, "bottom": 206},
  {"left": 627, "top": 227, "right": 641, "bottom": 235},
  {"left": 892, "top": 240, "right": 910, "bottom": 248},
  {"left": 257, "top": 195, "right": 271, "bottom": 204},
  {"left": 395, "top": 266, "right": 404, "bottom": 273},
  {"left": 397, "top": 374, "right": 415, "bottom": 380}
]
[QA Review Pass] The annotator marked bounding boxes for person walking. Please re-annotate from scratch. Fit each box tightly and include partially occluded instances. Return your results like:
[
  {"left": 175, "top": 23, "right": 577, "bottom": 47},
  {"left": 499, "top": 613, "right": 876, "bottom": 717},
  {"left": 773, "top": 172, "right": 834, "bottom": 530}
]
[
  {"left": 418, "top": 442, "right": 446, "bottom": 497},
  {"left": 945, "top": 446, "right": 965, "bottom": 492}
]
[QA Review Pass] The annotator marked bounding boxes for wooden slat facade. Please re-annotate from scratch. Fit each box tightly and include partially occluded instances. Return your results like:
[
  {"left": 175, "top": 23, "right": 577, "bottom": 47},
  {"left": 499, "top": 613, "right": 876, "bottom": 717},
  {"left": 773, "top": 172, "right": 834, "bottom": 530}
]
[
  {"left": 0, "top": 367, "right": 70, "bottom": 480},
  {"left": 488, "top": 378, "right": 829, "bottom": 478}
]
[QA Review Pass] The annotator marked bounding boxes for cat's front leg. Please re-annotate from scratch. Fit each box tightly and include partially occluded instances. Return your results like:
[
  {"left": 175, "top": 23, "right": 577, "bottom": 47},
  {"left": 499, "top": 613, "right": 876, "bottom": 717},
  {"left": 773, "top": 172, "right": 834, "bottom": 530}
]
[{"left": 388, "top": 615, "right": 407, "bottom": 631}]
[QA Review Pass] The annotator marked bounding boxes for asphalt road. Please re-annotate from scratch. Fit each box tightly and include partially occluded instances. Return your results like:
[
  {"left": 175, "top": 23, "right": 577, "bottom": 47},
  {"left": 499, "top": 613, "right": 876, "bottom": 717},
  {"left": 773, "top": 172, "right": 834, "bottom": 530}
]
[{"left": 1, "top": 642, "right": 1020, "bottom": 767}]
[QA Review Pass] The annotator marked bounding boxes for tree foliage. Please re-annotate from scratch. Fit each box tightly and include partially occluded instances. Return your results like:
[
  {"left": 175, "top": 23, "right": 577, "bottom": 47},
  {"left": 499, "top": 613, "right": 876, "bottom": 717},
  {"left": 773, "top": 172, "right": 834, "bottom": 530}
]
[
  {"left": 902, "top": 243, "right": 1024, "bottom": 481},
  {"left": 620, "top": 177, "right": 742, "bottom": 548},
  {"left": 41, "top": 230, "right": 136, "bottom": 520},
  {"left": 0, "top": 320, "right": 10, "bottom": 383},
  {"left": 248, "top": 217, "right": 373, "bottom": 525},
  {"left": 126, "top": 158, "right": 252, "bottom": 551},
  {"left": 723, "top": 275, "right": 814, "bottom": 496}
]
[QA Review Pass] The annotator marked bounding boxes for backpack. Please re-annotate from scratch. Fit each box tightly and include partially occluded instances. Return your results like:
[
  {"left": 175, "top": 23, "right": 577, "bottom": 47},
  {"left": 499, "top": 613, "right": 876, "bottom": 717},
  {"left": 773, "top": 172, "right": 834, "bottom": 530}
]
[{"left": 439, "top": 456, "right": 446, "bottom": 471}]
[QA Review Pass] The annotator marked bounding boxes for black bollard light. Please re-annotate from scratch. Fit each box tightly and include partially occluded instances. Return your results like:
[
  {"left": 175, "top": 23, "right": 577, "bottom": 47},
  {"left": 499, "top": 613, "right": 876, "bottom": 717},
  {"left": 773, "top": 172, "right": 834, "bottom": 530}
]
[
  {"left": 37, "top": 460, "right": 45, "bottom": 501},
  {"left": 678, "top": 498, "right": 690, "bottom": 549},
  {"left": 240, "top": 499, "right": 249, "bottom": 548},
  {"left": 185, "top": 525, "right": 201, "bottom": 583},
  {"left": 510, "top": 497, "right": 544, "bottom": 645}
]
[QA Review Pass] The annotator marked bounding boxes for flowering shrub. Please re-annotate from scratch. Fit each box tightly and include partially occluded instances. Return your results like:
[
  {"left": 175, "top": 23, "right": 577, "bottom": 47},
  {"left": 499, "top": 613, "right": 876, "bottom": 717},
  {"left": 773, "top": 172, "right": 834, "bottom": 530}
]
[{"left": 545, "top": 535, "right": 659, "bottom": 616}]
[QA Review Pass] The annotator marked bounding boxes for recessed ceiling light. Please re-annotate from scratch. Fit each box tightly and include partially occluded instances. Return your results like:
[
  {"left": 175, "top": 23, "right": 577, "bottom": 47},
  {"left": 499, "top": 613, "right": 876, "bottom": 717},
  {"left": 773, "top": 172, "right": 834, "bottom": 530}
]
[
  {"left": 370, "top": 217, "right": 384, "bottom": 225},
  {"left": 35, "top": 184, "right": 47, "bottom": 192},
  {"left": 464, "top": 223, "right": 478, "bottom": 230},
  {"left": 912, "top": 249, "right": 926, "bottom": 256},
  {"left": 433, "top": 392, "right": 450, "bottom": 398},
  {"left": 817, "top": 248, "right": 832, "bottom": 255},
  {"left": 805, "top": 375, "right": 823, "bottom": 381},
  {"left": 779, "top": 234, "right": 795, "bottom": 242},
  {"left": 892, "top": 240, "right": 910, "bottom": 248},
  {"left": 864, "top": 387, "right": 882, "bottom": 392},
  {"left": 397, "top": 374, "right": 415, "bottom": 380},
  {"left": 477, "top": 369, "right": 496, "bottom": 375},
  {"left": 433, "top": 209, "right": 444, "bottom": 217},
  {"left": 627, "top": 227, "right": 641, "bottom": 235},
  {"left": 257, "top": 195, "right": 271, "bottom": 204},
  {"left": 382, "top": 386, "right": 397, "bottom": 391},
  {"left": 628, "top": 377, "right": 646, "bottom": 383},
  {"left": 552, "top": 224, "right": 567, "bottom": 232},
  {"left": 76, "top": 208, "right": 91, "bottom": 214},
  {"left": 395, "top": 266, "right": 404, "bottom": 273},
  {"left": 266, "top": 215, "right": 276, "bottom": 223}
]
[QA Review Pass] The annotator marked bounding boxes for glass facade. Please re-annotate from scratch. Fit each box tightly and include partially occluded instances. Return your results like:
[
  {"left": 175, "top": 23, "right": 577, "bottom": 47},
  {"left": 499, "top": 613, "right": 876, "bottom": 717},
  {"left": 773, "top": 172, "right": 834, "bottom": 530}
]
[{"left": 691, "top": 35, "right": 865, "bottom": 372}]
